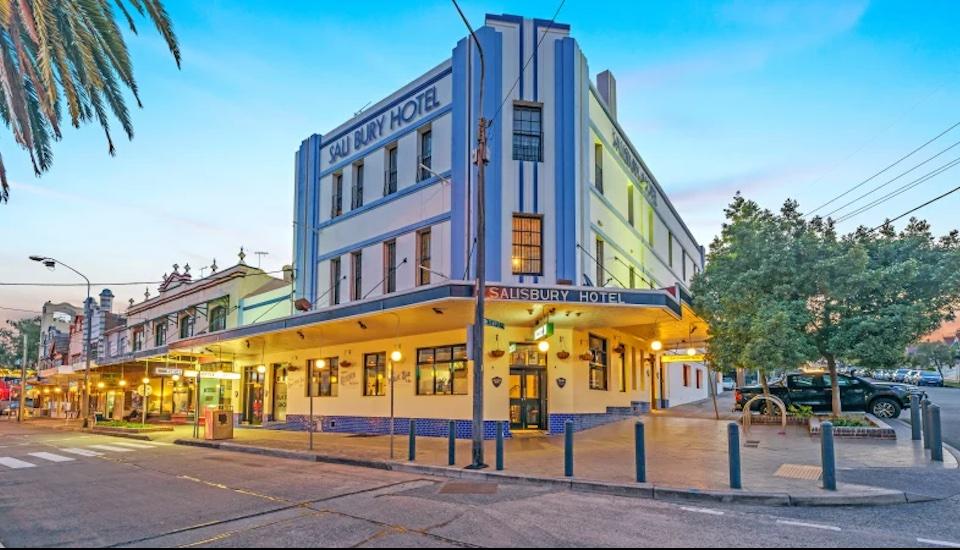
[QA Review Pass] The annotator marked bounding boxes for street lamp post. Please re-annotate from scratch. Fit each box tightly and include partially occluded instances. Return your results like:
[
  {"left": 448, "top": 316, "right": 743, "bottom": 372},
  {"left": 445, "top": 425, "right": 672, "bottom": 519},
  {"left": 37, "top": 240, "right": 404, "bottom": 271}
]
[{"left": 30, "top": 256, "right": 93, "bottom": 428}]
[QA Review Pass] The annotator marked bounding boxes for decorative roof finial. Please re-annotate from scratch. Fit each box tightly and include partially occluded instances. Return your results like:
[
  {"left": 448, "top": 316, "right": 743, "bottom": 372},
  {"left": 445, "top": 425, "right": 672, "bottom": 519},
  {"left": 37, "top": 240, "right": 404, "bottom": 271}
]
[
  {"left": 172, "top": 263, "right": 180, "bottom": 274},
  {"left": 238, "top": 247, "right": 246, "bottom": 264},
  {"left": 211, "top": 258, "right": 218, "bottom": 273},
  {"left": 184, "top": 263, "right": 191, "bottom": 274},
  {"left": 128, "top": 298, "right": 135, "bottom": 307},
  {"left": 162, "top": 272, "right": 168, "bottom": 280},
  {"left": 144, "top": 287, "right": 151, "bottom": 300}
]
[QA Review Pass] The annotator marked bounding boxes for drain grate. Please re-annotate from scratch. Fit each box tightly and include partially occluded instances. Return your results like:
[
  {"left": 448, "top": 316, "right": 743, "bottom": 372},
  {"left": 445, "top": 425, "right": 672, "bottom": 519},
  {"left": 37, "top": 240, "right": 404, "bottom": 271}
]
[
  {"left": 744, "top": 440, "right": 760, "bottom": 448},
  {"left": 439, "top": 482, "right": 499, "bottom": 495},
  {"left": 774, "top": 464, "right": 823, "bottom": 480}
]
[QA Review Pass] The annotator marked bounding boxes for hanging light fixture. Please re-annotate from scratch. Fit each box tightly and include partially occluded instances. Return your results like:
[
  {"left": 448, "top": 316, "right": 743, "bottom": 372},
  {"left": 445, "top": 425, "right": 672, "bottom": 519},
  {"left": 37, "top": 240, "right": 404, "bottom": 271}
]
[
  {"left": 537, "top": 340, "right": 550, "bottom": 353},
  {"left": 651, "top": 340, "right": 663, "bottom": 352},
  {"left": 390, "top": 349, "right": 403, "bottom": 363},
  {"left": 687, "top": 347, "right": 697, "bottom": 356}
]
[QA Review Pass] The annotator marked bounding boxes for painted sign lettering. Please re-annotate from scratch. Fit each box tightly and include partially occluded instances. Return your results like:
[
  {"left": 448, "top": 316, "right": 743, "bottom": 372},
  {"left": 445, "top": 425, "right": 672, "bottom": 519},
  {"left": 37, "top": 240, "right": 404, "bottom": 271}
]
[
  {"left": 611, "top": 132, "right": 658, "bottom": 207},
  {"left": 485, "top": 286, "right": 625, "bottom": 304}
]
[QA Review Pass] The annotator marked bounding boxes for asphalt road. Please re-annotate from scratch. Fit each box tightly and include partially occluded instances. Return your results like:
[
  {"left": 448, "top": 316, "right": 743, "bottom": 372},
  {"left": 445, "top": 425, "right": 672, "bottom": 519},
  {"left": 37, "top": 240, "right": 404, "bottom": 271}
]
[
  {"left": 2, "top": 422, "right": 960, "bottom": 548},
  {"left": 911, "top": 386, "right": 960, "bottom": 450}
]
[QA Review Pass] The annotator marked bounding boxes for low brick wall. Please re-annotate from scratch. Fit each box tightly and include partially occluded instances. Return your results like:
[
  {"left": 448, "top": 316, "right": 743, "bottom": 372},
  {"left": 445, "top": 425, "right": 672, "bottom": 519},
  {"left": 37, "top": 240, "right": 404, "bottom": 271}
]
[
  {"left": 742, "top": 414, "right": 808, "bottom": 426},
  {"left": 809, "top": 415, "right": 896, "bottom": 440}
]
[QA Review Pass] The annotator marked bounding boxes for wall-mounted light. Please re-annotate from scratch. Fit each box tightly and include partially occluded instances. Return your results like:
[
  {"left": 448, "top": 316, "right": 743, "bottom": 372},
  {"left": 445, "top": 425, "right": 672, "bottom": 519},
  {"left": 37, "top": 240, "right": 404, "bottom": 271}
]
[
  {"left": 96, "top": 382, "right": 105, "bottom": 390},
  {"left": 119, "top": 379, "right": 127, "bottom": 387},
  {"left": 142, "top": 377, "right": 150, "bottom": 385},
  {"left": 390, "top": 349, "right": 403, "bottom": 362},
  {"left": 537, "top": 340, "right": 550, "bottom": 353},
  {"left": 651, "top": 340, "right": 663, "bottom": 352},
  {"left": 256, "top": 365, "right": 267, "bottom": 374},
  {"left": 687, "top": 347, "right": 697, "bottom": 356}
]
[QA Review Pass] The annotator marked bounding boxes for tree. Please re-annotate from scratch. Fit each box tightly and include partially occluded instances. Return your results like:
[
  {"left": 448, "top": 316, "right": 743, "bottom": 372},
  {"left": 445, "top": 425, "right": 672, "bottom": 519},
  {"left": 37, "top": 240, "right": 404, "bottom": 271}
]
[
  {"left": 908, "top": 341, "right": 959, "bottom": 380},
  {"left": 693, "top": 195, "right": 960, "bottom": 417},
  {"left": 0, "top": 0, "right": 181, "bottom": 202},
  {"left": 0, "top": 316, "right": 40, "bottom": 369}
]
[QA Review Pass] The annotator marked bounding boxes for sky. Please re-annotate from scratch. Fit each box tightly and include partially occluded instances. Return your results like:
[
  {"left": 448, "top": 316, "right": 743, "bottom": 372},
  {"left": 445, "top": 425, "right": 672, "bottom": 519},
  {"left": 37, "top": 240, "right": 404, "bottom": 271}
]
[{"left": 1, "top": 0, "right": 958, "bottom": 324}]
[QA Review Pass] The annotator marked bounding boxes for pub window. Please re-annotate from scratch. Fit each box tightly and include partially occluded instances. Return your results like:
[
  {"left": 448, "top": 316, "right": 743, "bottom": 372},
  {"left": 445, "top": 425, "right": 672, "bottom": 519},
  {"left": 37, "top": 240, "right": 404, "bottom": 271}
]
[
  {"left": 416, "top": 229, "right": 432, "bottom": 286},
  {"left": 511, "top": 214, "right": 543, "bottom": 276},
  {"left": 418, "top": 129, "right": 432, "bottom": 181},
  {"left": 594, "top": 143, "right": 604, "bottom": 193},
  {"left": 595, "top": 238, "right": 605, "bottom": 287},
  {"left": 331, "top": 172, "right": 343, "bottom": 219},
  {"left": 209, "top": 305, "right": 227, "bottom": 332},
  {"left": 351, "top": 162, "right": 364, "bottom": 210},
  {"left": 383, "top": 240, "right": 397, "bottom": 294},
  {"left": 588, "top": 334, "right": 608, "bottom": 390},
  {"left": 154, "top": 319, "right": 167, "bottom": 347},
  {"left": 330, "top": 258, "right": 342, "bottom": 305},
  {"left": 363, "top": 352, "right": 386, "bottom": 396},
  {"left": 351, "top": 250, "right": 362, "bottom": 301},
  {"left": 385, "top": 145, "right": 398, "bottom": 195},
  {"left": 308, "top": 357, "right": 339, "bottom": 397},
  {"left": 512, "top": 104, "right": 542, "bottom": 162},
  {"left": 416, "top": 345, "right": 468, "bottom": 395}
]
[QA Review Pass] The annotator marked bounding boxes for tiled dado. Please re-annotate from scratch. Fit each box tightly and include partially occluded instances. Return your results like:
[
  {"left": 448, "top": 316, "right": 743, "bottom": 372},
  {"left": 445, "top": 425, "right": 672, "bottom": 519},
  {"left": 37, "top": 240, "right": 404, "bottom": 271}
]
[
  {"left": 547, "top": 405, "right": 648, "bottom": 435},
  {"left": 271, "top": 415, "right": 513, "bottom": 440}
]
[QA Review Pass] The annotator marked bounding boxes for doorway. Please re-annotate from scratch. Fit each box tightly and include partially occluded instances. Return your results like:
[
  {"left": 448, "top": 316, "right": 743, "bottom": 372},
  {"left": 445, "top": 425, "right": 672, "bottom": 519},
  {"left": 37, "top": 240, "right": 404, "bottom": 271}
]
[
  {"left": 508, "top": 344, "right": 548, "bottom": 431},
  {"left": 272, "top": 364, "right": 289, "bottom": 422},
  {"left": 242, "top": 366, "right": 265, "bottom": 425}
]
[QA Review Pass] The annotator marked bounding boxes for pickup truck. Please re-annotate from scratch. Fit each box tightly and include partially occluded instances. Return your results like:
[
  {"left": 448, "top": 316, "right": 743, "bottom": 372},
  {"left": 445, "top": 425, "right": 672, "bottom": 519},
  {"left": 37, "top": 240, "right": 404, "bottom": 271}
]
[{"left": 735, "top": 372, "right": 922, "bottom": 419}]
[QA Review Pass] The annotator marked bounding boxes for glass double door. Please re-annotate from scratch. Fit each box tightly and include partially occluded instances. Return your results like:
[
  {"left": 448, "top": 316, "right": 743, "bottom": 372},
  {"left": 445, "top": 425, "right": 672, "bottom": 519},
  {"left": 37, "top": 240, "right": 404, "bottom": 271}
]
[{"left": 509, "top": 368, "right": 546, "bottom": 430}]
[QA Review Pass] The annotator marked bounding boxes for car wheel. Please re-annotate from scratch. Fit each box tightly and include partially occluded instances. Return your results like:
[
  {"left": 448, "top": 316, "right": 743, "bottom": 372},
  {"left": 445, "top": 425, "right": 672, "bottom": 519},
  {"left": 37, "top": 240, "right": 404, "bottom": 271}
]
[{"left": 870, "top": 398, "right": 901, "bottom": 419}]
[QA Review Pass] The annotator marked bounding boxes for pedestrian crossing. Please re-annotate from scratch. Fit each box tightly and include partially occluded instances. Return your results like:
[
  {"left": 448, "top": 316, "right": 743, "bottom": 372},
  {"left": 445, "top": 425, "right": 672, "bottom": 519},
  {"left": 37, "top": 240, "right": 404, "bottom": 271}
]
[{"left": 0, "top": 440, "right": 167, "bottom": 471}]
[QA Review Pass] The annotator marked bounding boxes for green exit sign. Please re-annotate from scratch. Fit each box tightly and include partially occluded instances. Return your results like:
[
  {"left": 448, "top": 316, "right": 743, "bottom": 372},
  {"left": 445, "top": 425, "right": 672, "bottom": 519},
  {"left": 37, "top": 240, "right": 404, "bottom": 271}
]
[{"left": 533, "top": 322, "right": 554, "bottom": 341}]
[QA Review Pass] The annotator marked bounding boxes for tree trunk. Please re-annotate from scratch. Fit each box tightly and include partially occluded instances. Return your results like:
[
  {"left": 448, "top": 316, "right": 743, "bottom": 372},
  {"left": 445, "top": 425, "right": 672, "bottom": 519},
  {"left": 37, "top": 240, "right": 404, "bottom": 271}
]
[
  {"left": 708, "top": 364, "right": 720, "bottom": 421},
  {"left": 736, "top": 368, "right": 746, "bottom": 388},
  {"left": 759, "top": 371, "right": 773, "bottom": 416},
  {"left": 826, "top": 354, "right": 841, "bottom": 418}
]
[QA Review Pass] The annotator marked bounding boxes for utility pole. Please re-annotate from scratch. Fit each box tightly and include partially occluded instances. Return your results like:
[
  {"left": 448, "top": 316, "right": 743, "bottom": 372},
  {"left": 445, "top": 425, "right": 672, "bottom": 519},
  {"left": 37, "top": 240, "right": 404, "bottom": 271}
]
[
  {"left": 18, "top": 333, "right": 27, "bottom": 422},
  {"left": 453, "top": 0, "right": 488, "bottom": 469}
]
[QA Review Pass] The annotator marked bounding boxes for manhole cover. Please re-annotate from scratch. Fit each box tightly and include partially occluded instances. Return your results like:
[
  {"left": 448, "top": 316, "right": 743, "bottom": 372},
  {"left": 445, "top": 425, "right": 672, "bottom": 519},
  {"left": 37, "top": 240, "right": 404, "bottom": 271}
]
[
  {"left": 744, "top": 440, "right": 760, "bottom": 448},
  {"left": 439, "top": 482, "right": 499, "bottom": 495},
  {"left": 775, "top": 464, "right": 822, "bottom": 480}
]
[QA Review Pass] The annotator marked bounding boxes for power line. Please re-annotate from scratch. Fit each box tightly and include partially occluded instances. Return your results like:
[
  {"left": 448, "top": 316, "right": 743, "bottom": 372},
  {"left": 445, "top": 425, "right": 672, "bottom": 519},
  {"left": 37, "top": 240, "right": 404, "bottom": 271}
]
[
  {"left": 868, "top": 183, "right": 960, "bottom": 233},
  {"left": 806, "top": 120, "right": 960, "bottom": 216},
  {"left": 0, "top": 269, "right": 289, "bottom": 288},
  {"left": 836, "top": 156, "right": 960, "bottom": 224}
]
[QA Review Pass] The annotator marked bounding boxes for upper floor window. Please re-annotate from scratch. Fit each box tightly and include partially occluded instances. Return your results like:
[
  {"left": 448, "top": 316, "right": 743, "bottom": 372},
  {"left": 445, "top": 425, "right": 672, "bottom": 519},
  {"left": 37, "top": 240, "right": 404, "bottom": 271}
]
[
  {"left": 385, "top": 145, "right": 398, "bottom": 195},
  {"left": 330, "top": 257, "right": 342, "bottom": 305},
  {"left": 668, "top": 232, "right": 675, "bottom": 268},
  {"left": 383, "top": 240, "right": 397, "bottom": 294},
  {"left": 594, "top": 143, "right": 604, "bottom": 193},
  {"left": 595, "top": 238, "right": 605, "bottom": 287},
  {"left": 627, "top": 185, "right": 634, "bottom": 226},
  {"left": 416, "top": 229, "right": 432, "bottom": 286},
  {"left": 351, "top": 162, "right": 364, "bottom": 210},
  {"left": 179, "top": 315, "right": 194, "bottom": 339},
  {"left": 209, "top": 305, "right": 227, "bottom": 332},
  {"left": 511, "top": 214, "right": 543, "bottom": 276},
  {"left": 331, "top": 172, "right": 343, "bottom": 218},
  {"left": 418, "top": 130, "right": 432, "bottom": 181},
  {"left": 154, "top": 319, "right": 167, "bottom": 347},
  {"left": 512, "top": 104, "right": 542, "bottom": 162},
  {"left": 682, "top": 250, "right": 688, "bottom": 281},
  {"left": 132, "top": 328, "right": 144, "bottom": 352},
  {"left": 351, "top": 250, "right": 363, "bottom": 301}
]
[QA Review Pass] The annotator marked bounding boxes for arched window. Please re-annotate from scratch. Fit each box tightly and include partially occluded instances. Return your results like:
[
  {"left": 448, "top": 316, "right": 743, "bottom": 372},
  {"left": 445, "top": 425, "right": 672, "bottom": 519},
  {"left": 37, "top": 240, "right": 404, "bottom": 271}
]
[{"left": 209, "top": 306, "right": 227, "bottom": 332}]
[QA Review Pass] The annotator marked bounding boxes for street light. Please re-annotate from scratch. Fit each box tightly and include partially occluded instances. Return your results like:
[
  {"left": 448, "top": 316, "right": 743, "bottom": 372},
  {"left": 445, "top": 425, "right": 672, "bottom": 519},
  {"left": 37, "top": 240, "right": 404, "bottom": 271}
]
[{"left": 30, "top": 255, "right": 93, "bottom": 428}]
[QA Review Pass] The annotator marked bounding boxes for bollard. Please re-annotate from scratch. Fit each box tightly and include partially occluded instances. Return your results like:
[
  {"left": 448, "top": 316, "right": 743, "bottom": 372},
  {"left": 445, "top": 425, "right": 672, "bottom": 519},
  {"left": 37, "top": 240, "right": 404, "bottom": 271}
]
[
  {"left": 931, "top": 405, "right": 944, "bottom": 462},
  {"left": 923, "top": 399, "right": 932, "bottom": 450},
  {"left": 635, "top": 421, "right": 646, "bottom": 483},
  {"left": 727, "top": 422, "right": 742, "bottom": 489},
  {"left": 821, "top": 421, "right": 837, "bottom": 491},
  {"left": 496, "top": 421, "right": 505, "bottom": 471},
  {"left": 408, "top": 419, "right": 416, "bottom": 462},
  {"left": 910, "top": 394, "right": 921, "bottom": 441},
  {"left": 447, "top": 420, "right": 456, "bottom": 466},
  {"left": 564, "top": 420, "right": 574, "bottom": 477}
]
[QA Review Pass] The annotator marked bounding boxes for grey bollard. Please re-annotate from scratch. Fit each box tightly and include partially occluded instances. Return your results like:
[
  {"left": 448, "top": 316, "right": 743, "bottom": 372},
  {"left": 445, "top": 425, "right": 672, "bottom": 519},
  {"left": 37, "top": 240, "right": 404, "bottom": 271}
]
[
  {"left": 408, "top": 419, "right": 416, "bottom": 461},
  {"left": 821, "top": 421, "right": 837, "bottom": 491},
  {"left": 564, "top": 421, "right": 574, "bottom": 477},
  {"left": 728, "top": 422, "right": 742, "bottom": 489},
  {"left": 496, "top": 421, "right": 504, "bottom": 471},
  {"left": 910, "top": 394, "right": 921, "bottom": 441},
  {"left": 447, "top": 420, "right": 456, "bottom": 466},
  {"left": 931, "top": 405, "right": 944, "bottom": 462},
  {"left": 635, "top": 421, "right": 646, "bottom": 483},
  {"left": 923, "top": 399, "right": 932, "bottom": 450}
]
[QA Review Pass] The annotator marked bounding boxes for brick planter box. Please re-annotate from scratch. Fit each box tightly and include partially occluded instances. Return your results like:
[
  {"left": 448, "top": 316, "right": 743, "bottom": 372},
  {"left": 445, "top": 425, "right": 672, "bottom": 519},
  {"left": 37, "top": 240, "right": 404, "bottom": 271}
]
[
  {"left": 809, "top": 415, "right": 896, "bottom": 440},
  {"left": 743, "top": 414, "right": 808, "bottom": 426}
]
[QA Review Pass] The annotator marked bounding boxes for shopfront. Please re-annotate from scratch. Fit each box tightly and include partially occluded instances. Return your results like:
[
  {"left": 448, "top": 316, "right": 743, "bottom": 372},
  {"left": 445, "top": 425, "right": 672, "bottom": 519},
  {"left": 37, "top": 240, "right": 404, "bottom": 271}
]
[{"left": 508, "top": 344, "right": 548, "bottom": 431}]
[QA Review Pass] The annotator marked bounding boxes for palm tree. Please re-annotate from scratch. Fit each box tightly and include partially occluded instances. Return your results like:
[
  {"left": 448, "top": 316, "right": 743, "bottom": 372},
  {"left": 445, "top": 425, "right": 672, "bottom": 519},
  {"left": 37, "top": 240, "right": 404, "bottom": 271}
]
[{"left": 0, "top": 0, "right": 181, "bottom": 202}]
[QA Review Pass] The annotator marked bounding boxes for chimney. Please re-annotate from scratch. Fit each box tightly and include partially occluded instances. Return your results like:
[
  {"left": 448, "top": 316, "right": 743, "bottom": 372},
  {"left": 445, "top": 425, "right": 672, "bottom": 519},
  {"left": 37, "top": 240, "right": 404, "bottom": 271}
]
[
  {"left": 597, "top": 70, "right": 617, "bottom": 119},
  {"left": 99, "top": 289, "right": 114, "bottom": 313}
]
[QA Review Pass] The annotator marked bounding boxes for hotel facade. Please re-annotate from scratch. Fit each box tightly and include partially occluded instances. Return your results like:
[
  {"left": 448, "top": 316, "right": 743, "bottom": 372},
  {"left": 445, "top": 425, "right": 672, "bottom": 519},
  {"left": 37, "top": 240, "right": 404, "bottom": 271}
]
[{"left": 48, "top": 14, "right": 713, "bottom": 438}]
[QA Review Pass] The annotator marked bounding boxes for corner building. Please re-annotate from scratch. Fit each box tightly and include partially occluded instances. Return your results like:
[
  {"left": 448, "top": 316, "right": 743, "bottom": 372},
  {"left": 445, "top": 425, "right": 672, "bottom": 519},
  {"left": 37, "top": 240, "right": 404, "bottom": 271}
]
[{"left": 179, "top": 14, "right": 714, "bottom": 438}]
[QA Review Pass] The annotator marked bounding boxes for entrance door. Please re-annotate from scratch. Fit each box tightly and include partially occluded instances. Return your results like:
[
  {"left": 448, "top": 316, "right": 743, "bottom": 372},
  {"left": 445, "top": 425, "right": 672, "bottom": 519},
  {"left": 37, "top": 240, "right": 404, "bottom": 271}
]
[
  {"left": 273, "top": 364, "right": 288, "bottom": 422},
  {"left": 242, "top": 367, "right": 265, "bottom": 425},
  {"left": 509, "top": 368, "right": 546, "bottom": 430}
]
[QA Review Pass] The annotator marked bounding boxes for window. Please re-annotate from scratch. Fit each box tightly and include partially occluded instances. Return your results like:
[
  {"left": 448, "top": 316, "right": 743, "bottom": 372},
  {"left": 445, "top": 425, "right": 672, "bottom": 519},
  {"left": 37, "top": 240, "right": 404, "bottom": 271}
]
[
  {"left": 179, "top": 315, "right": 194, "bottom": 339},
  {"left": 383, "top": 240, "right": 397, "bottom": 294},
  {"left": 350, "top": 251, "right": 363, "bottom": 301},
  {"left": 588, "top": 334, "right": 608, "bottom": 390},
  {"left": 416, "top": 345, "right": 468, "bottom": 395},
  {"left": 418, "top": 130, "right": 432, "bottom": 181},
  {"left": 618, "top": 346, "right": 627, "bottom": 392},
  {"left": 209, "top": 305, "right": 227, "bottom": 332},
  {"left": 668, "top": 232, "right": 674, "bottom": 268},
  {"left": 696, "top": 368, "right": 703, "bottom": 390},
  {"left": 351, "top": 162, "right": 364, "bottom": 210},
  {"left": 682, "top": 250, "right": 688, "bottom": 281},
  {"left": 627, "top": 185, "right": 635, "bottom": 226},
  {"left": 330, "top": 258, "right": 341, "bottom": 305},
  {"left": 788, "top": 374, "right": 819, "bottom": 388},
  {"left": 647, "top": 208, "right": 655, "bottom": 245},
  {"left": 308, "top": 357, "right": 338, "bottom": 397},
  {"left": 331, "top": 172, "right": 343, "bottom": 218},
  {"left": 416, "top": 229, "right": 432, "bottom": 286},
  {"left": 363, "top": 352, "right": 386, "bottom": 396},
  {"left": 629, "top": 266, "right": 636, "bottom": 289},
  {"left": 683, "top": 364, "right": 691, "bottom": 387},
  {"left": 512, "top": 104, "right": 542, "bottom": 161},
  {"left": 132, "top": 327, "right": 144, "bottom": 352},
  {"left": 594, "top": 143, "right": 604, "bottom": 193},
  {"left": 595, "top": 238, "right": 605, "bottom": 287},
  {"left": 385, "top": 145, "right": 398, "bottom": 195},
  {"left": 511, "top": 214, "right": 543, "bottom": 275},
  {"left": 154, "top": 319, "right": 167, "bottom": 347}
]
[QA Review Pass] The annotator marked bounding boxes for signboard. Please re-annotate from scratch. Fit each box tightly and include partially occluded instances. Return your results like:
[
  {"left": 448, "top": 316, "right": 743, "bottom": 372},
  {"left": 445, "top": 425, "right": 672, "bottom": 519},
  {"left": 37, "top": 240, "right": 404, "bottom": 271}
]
[
  {"left": 184, "top": 370, "right": 242, "bottom": 381},
  {"left": 533, "top": 322, "right": 554, "bottom": 341},
  {"left": 611, "top": 131, "right": 658, "bottom": 207},
  {"left": 487, "top": 286, "right": 642, "bottom": 305},
  {"left": 484, "top": 318, "right": 505, "bottom": 330},
  {"left": 660, "top": 354, "right": 706, "bottom": 364},
  {"left": 154, "top": 367, "right": 183, "bottom": 377},
  {"left": 136, "top": 385, "right": 153, "bottom": 397}
]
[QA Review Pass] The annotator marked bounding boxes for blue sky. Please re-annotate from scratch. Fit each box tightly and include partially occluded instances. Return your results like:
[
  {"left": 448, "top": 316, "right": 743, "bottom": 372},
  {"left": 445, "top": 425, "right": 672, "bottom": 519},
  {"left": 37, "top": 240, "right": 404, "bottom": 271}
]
[{"left": 2, "top": 0, "right": 958, "bottom": 322}]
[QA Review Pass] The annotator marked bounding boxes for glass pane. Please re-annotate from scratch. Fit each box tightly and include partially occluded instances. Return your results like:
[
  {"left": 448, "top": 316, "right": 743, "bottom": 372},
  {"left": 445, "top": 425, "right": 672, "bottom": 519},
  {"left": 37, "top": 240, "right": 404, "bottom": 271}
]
[
  {"left": 509, "top": 374, "right": 522, "bottom": 399},
  {"left": 418, "top": 367, "right": 434, "bottom": 395},
  {"left": 525, "top": 374, "right": 540, "bottom": 399}
]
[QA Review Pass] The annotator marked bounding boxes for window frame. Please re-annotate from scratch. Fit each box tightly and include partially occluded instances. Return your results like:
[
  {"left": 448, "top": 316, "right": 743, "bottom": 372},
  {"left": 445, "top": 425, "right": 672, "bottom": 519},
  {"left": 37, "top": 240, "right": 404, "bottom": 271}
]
[
  {"left": 331, "top": 172, "right": 343, "bottom": 219},
  {"left": 330, "top": 257, "right": 341, "bottom": 305},
  {"left": 308, "top": 357, "right": 339, "bottom": 397},
  {"left": 416, "top": 228, "right": 432, "bottom": 286},
  {"left": 511, "top": 213, "right": 544, "bottom": 276},
  {"left": 415, "top": 344, "right": 468, "bottom": 396},
  {"left": 512, "top": 103, "right": 543, "bottom": 162},
  {"left": 363, "top": 352, "right": 387, "bottom": 396},
  {"left": 595, "top": 238, "right": 605, "bottom": 287},
  {"left": 154, "top": 318, "right": 167, "bottom": 347},
  {"left": 383, "top": 240, "right": 397, "bottom": 294},
  {"left": 588, "top": 334, "right": 609, "bottom": 391},
  {"left": 351, "top": 162, "right": 364, "bottom": 210},
  {"left": 418, "top": 129, "right": 432, "bottom": 182},
  {"left": 350, "top": 250, "right": 362, "bottom": 301},
  {"left": 594, "top": 142, "right": 604, "bottom": 193},
  {"left": 385, "top": 144, "right": 398, "bottom": 195}
]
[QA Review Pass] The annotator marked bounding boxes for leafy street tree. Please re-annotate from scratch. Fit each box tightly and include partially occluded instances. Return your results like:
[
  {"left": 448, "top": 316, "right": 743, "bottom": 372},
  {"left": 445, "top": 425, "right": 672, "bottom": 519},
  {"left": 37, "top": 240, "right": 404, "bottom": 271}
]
[
  {"left": 908, "top": 341, "right": 960, "bottom": 380},
  {"left": 0, "top": 316, "right": 41, "bottom": 369},
  {"left": 0, "top": 0, "right": 181, "bottom": 202},
  {"left": 693, "top": 195, "right": 960, "bottom": 417}
]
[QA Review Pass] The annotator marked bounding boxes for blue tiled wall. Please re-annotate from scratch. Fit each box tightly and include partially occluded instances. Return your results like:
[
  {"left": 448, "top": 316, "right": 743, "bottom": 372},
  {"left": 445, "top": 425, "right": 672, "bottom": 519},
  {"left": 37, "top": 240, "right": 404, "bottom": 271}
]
[
  {"left": 547, "top": 404, "right": 649, "bottom": 435},
  {"left": 271, "top": 415, "right": 512, "bottom": 440}
]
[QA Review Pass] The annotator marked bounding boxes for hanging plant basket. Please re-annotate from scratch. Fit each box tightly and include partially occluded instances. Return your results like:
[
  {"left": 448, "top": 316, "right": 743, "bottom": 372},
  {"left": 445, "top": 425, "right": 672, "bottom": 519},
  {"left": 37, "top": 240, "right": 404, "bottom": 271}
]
[
  {"left": 613, "top": 343, "right": 626, "bottom": 354},
  {"left": 556, "top": 350, "right": 571, "bottom": 360},
  {"left": 578, "top": 352, "right": 594, "bottom": 361},
  {"left": 339, "top": 360, "right": 353, "bottom": 368},
  {"left": 489, "top": 349, "right": 506, "bottom": 359}
]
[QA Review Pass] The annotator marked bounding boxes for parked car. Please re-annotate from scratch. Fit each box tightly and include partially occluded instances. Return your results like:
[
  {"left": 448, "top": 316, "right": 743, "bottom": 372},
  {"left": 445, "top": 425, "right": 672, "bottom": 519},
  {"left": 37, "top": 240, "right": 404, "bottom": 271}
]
[
  {"left": 916, "top": 370, "right": 945, "bottom": 387},
  {"left": 735, "top": 372, "right": 923, "bottom": 419},
  {"left": 905, "top": 370, "right": 924, "bottom": 385},
  {"left": 893, "top": 368, "right": 912, "bottom": 383},
  {"left": 722, "top": 377, "right": 736, "bottom": 392}
]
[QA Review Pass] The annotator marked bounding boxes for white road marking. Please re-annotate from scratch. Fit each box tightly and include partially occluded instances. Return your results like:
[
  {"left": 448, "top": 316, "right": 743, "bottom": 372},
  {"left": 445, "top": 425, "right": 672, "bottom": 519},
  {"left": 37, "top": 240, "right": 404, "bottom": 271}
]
[
  {"left": 109, "top": 441, "right": 156, "bottom": 449},
  {"left": 918, "top": 538, "right": 960, "bottom": 548},
  {"left": 28, "top": 452, "right": 75, "bottom": 463},
  {"left": 0, "top": 457, "right": 36, "bottom": 469},
  {"left": 680, "top": 506, "right": 725, "bottom": 516},
  {"left": 776, "top": 520, "right": 841, "bottom": 532},
  {"left": 61, "top": 448, "right": 103, "bottom": 457},
  {"left": 87, "top": 444, "right": 133, "bottom": 453}
]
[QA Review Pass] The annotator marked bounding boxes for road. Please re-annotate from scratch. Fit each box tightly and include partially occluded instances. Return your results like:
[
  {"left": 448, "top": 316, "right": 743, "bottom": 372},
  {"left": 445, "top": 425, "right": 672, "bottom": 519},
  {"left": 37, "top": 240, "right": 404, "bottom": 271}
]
[
  {"left": 912, "top": 386, "right": 960, "bottom": 450},
  {"left": 2, "top": 422, "right": 960, "bottom": 548}
]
